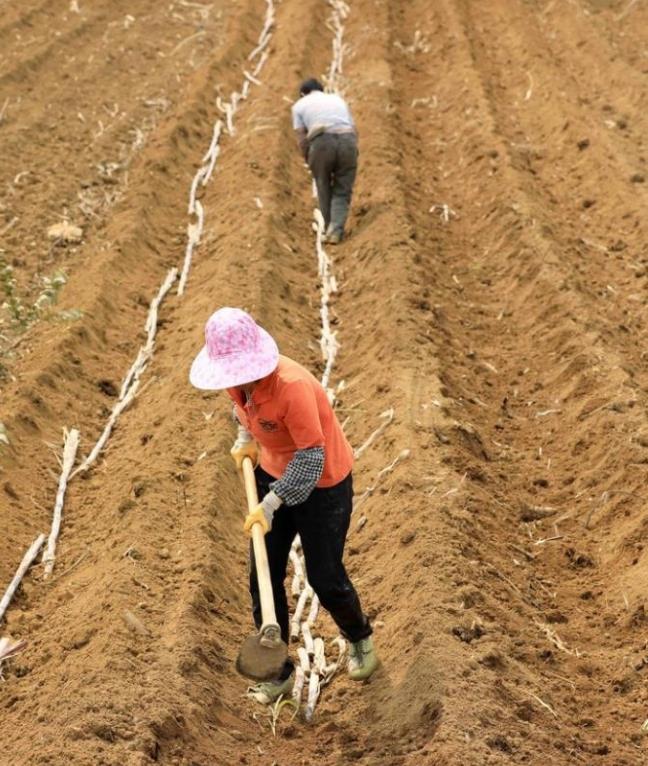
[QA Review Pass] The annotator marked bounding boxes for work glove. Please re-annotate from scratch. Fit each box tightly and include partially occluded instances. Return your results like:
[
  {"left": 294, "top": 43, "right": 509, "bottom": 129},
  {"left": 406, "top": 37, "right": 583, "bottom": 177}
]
[
  {"left": 230, "top": 424, "right": 258, "bottom": 469},
  {"left": 243, "top": 491, "right": 282, "bottom": 536}
]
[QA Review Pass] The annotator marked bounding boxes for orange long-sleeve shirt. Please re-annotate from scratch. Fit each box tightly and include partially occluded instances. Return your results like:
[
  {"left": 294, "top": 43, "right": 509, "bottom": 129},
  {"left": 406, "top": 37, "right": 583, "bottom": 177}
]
[{"left": 228, "top": 355, "right": 353, "bottom": 486}]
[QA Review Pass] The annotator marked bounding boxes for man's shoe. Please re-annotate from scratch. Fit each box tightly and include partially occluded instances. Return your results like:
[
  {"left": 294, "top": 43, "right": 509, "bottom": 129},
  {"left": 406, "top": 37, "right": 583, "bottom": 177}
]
[
  {"left": 348, "top": 637, "right": 379, "bottom": 681},
  {"left": 323, "top": 223, "right": 343, "bottom": 245},
  {"left": 247, "top": 672, "right": 294, "bottom": 704}
]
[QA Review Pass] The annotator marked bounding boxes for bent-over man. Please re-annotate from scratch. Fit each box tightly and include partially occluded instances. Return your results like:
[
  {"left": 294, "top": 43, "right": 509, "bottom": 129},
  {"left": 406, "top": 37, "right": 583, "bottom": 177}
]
[{"left": 292, "top": 78, "right": 358, "bottom": 244}]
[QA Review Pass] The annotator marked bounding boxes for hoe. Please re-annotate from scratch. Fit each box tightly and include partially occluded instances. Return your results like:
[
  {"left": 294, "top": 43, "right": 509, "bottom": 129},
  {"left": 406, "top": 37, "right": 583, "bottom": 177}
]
[{"left": 235, "top": 456, "right": 288, "bottom": 681}]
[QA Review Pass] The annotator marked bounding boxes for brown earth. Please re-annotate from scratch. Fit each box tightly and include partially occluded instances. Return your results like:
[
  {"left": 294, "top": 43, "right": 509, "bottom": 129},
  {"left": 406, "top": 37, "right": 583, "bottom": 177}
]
[{"left": 2, "top": 0, "right": 648, "bottom": 764}]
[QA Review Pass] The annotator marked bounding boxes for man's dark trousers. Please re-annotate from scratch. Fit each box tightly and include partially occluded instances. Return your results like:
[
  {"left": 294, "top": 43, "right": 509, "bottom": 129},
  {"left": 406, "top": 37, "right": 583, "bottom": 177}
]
[{"left": 308, "top": 132, "right": 358, "bottom": 238}]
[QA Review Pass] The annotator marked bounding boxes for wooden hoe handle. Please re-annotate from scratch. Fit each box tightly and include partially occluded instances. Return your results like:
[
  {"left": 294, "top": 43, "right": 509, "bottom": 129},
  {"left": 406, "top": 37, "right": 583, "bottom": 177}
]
[{"left": 241, "top": 457, "right": 278, "bottom": 632}]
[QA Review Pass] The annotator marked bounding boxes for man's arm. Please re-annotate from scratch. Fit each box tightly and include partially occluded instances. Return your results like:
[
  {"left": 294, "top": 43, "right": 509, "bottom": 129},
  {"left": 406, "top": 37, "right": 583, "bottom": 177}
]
[
  {"left": 291, "top": 100, "right": 309, "bottom": 160},
  {"left": 295, "top": 127, "right": 308, "bottom": 160}
]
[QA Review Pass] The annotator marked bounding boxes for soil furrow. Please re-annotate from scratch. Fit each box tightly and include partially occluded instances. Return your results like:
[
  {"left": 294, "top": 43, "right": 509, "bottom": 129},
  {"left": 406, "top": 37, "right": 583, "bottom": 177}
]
[
  {"left": 457, "top": 0, "right": 648, "bottom": 382},
  {"left": 383, "top": 0, "right": 648, "bottom": 762},
  {"left": 0, "top": 0, "right": 229, "bottom": 308}
]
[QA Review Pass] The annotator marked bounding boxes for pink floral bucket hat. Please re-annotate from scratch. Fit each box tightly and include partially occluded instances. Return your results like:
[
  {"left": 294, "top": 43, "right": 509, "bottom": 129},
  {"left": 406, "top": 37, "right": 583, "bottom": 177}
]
[{"left": 190, "top": 307, "right": 279, "bottom": 390}]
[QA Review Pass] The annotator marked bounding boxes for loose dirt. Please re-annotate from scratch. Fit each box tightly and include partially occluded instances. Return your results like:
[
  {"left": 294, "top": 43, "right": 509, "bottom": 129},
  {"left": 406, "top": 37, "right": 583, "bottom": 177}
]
[{"left": 2, "top": 0, "right": 648, "bottom": 764}]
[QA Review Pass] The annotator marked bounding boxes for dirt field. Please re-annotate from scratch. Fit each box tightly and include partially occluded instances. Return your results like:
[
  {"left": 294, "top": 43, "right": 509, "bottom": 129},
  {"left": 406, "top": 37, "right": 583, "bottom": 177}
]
[{"left": 2, "top": 0, "right": 648, "bottom": 763}]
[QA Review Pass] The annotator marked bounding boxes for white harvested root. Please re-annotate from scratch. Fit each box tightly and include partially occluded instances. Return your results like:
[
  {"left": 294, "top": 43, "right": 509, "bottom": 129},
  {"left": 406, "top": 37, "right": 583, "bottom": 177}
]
[
  {"left": 332, "top": 634, "right": 347, "bottom": 658},
  {"left": 72, "top": 382, "right": 139, "bottom": 477},
  {"left": 47, "top": 221, "right": 83, "bottom": 243},
  {"left": 247, "top": 0, "right": 275, "bottom": 60},
  {"left": 188, "top": 166, "right": 208, "bottom": 215},
  {"left": 304, "top": 667, "right": 321, "bottom": 722},
  {"left": 243, "top": 69, "right": 262, "bottom": 86},
  {"left": 313, "top": 637, "right": 326, "bottom": 673},
  {"left": 354, "top": 449, "right": 411, "bottom": 510},
  {"left": 429, "top": 203, "right": 457, "bottom": 224},
  {"left": 535, "top": 621, "right": 581, "bottom": 657},
  {"left": 0, "top": 636, "right": 27, "bottom": 662},
  {"left": 121, "top": 267, "right": 178, "bottom": 399},
  {"left": 290, "top": 585, "right": 312, "bottom": 640},
  {"left": 290, "top": 0, "right": 351, "bottom": 723},
  {"left": 289, "top": 547, "right": 305, "bottom": 583},
  {"left": 297, "top": 645, "right": 311, "bottom": 673},
  {"left": 301, "top": 621, "right": 315, "bottom": 656},
  {"left": 292, "top": 646, "right": 311, "bottom": 706},
  {"left": 288, "top": 537, "right": 304, "bottom": 600},
  {"left": 323, "top": 661, "right": 338, "bottom": 676},
  {"left": 177, "top": 202, "right": 203, "bottom": 295},
  {"left": 223, "top": 103, "right": 234, "bottom": 136},
  {"left": 354, "top": 408, "right": 395, "bottom": 459},
  {"left": 320, "top": 635, "right": 348, "bottom": 686},
  {"left": 313, "top": 209, "right": 339, "bottom": 392},
  {"left": 292, "top": 666, "right": 306, "bottom": 705},
  {"left": 529, "top": 692, "right": 558, "bottom": 719},
  {"left": 0, "top": 534, "right": 46, "bottom": 623},
  {"left": 201, "top": 122, "right": 222, "bottom": 185},
  {"left": 0, "top": 636, "right": 27, "bottom": 679},
  {"left": 42, "top": 428, "right": 80, "bottom": 578},
  {"left": 251, "top": 49, "right": 269, "bottom": 78},
  {"left": 290, "top": 572, "right": 301, "bottom": 598},
  {"left": 306, "top": 593, "right": 320, "bottom": 626},
  {"left": 122, "top": 609, "right": 150, "bottom": 636},
  {"left": 176, "top": 0, "right": 274, "bottom": 296},
  {"left": 119, "top": 347, "right": 148, "bottom": 403},
  {"left": 74, "top": 269, "right": 177, "bottom": 476},
  {"left": 325, "top": 0, "right": 350, "bottom": 90},
  {"left": 0, "top": 636, "right": 27, "bottom": 661}
]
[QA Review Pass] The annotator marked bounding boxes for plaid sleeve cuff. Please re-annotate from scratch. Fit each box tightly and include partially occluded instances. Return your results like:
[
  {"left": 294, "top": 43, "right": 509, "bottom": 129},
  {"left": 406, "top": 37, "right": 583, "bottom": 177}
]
[{"left": 270, "top": 446, "right": 325, "bottom": 506}]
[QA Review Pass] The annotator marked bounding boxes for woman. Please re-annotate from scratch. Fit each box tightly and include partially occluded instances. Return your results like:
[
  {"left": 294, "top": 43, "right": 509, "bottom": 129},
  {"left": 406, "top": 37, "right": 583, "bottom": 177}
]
[{"left": 190, "top": 307, "right": 378, "bottom": 701}]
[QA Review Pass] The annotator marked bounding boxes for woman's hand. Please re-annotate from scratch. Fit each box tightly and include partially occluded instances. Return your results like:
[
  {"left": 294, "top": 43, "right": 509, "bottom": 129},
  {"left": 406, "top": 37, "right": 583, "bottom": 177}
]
[
  {"left": 230, "top": 424, "right": 258, "bottom": 469},
  {"left": 231, "top": 440, "right": 258, "bottom": 469},
  {"left": 243, "top": 492, "right": 282, "bottom": 536}
]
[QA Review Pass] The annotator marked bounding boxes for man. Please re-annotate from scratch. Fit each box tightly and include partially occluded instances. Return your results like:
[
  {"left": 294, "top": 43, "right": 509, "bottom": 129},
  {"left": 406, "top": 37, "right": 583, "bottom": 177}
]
[
  {"left": 189, "top": 307, "right": 379, "bottom": 703},
  {"left": 292, "top": 78, "right": 358, "bottom": 244}
]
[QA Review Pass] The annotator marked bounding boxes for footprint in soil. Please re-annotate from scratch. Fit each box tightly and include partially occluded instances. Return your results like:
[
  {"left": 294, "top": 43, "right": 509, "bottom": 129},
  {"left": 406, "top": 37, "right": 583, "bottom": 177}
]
[
  {"left": 565, "top": 547, "right": 594, "bottom": 568},
  {"left": 452, "top": 623, "right": 485, "bottom": 643},
  {"left": 487, "top": 734, "right": 513, "bottom": 754},
  {"left": 97, "top": 378, "right": 118, "bottom": 397}
]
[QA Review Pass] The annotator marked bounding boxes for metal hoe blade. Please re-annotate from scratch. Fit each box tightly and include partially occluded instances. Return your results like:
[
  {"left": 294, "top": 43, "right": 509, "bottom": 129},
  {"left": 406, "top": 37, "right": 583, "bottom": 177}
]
[{"left": 236, "top": 625, "right": 288, "bottom": 681}]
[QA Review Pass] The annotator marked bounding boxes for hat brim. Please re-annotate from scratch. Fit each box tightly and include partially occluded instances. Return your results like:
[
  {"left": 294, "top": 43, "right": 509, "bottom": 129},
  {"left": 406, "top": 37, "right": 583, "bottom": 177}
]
[{"left": 189, "top": 327, "right": 279, "bottom": 391}]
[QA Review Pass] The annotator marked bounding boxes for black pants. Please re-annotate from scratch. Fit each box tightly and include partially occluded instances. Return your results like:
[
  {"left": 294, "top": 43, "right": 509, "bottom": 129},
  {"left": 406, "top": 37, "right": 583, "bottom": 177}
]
[
  {"left": 249, "top": 468, "right": 371, "bottom": 677},
  {"left": 308, "top": 132, "right": 358, "bottom": 237}
]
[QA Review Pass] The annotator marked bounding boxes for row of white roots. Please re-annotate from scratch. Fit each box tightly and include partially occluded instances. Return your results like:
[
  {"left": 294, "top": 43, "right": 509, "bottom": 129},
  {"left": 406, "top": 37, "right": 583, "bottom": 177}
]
[
  {"left": 287, "top": 542, "right": 347, "bottom": 720},
  {"left": 282, "top": 0, "right": 353, "bottom": 721}
]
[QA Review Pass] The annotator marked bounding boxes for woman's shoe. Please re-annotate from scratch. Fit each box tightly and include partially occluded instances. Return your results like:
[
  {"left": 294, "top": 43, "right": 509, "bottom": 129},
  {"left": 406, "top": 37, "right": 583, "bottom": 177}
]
[
  {"left": 348, "top": 637, "right": 379, "bottom": 681},
  {"left": 247, "top": 672, "right": 294, "bottom": 704}
]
